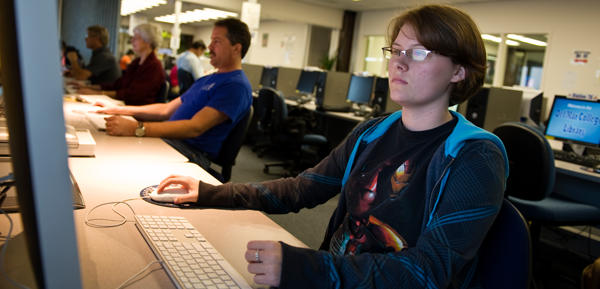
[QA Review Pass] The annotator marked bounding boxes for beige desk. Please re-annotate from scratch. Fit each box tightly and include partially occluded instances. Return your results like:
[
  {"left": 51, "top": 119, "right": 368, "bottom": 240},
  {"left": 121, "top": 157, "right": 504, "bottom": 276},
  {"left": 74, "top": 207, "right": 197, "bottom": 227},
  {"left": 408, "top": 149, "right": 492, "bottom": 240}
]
[
  {"left": 63, "top": 101, "right": 188, "bottom": 163},
  {"left": 0, "top": 159, "right": 307, "bottom": 288}
]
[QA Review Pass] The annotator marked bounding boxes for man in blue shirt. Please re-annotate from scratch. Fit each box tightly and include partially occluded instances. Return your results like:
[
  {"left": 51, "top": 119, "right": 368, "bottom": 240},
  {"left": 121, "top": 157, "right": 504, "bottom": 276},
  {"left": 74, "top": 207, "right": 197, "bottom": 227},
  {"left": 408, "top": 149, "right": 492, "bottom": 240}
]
[
  {"left": 94, "top": 18, "right": 253, "bottom": 170},
  {"left": 177, "top": 41, "right": 206, "bottom": 81}
]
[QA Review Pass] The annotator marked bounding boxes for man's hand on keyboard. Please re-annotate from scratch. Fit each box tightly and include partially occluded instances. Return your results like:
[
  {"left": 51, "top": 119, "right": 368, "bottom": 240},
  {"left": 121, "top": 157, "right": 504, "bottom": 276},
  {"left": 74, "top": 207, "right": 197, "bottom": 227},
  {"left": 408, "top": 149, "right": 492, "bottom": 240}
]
[
  {"left": 105, "top": 115, "right": 136, "bottom": 136},
  {"left": 156, "top": 174, "right": 199, "bottom": 204},
  {"left": 246, "top": 240, "right": 282, "bottom": 287}
]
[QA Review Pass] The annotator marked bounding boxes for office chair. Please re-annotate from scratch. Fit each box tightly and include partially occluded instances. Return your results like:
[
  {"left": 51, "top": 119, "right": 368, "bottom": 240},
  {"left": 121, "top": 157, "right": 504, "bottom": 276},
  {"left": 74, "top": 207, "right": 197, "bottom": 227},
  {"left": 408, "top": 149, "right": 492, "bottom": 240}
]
[
  {"left": 479, "top": 198, "right": 532, "bottom": 289},
  {"left": 177, "top": 69, "right": 194, "bottom": 95},
  {"left": 255, "top": 87, "right": 328, "bottom": 177},
  {"left": 492, "top": 122, "right": 600, "bottom": 259},
  {"left": 155, "top": 80, "right": 169, "bottom": 103},
  {"left": 205, "top": 106, "right": 254, "bottom": 183}
]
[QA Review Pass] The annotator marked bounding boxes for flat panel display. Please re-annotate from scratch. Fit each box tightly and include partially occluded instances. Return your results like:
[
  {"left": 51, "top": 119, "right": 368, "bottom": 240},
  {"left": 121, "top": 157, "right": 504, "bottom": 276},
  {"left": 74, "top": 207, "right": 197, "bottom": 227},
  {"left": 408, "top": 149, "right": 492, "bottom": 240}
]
[
  {"left": 296, "top": 71, "right": 320, "bottom": 94},
  {"left": 346, "top": 75, "right": 374, "bottom": 105},
  {"left": 545, "top": 95, "right": 600, "bottom": 147}
]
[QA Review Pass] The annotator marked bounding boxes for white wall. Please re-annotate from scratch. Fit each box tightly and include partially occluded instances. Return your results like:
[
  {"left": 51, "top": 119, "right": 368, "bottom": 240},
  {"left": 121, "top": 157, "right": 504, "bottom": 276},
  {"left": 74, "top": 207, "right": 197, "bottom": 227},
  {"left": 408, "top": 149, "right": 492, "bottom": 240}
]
[
  {"left": 354, "top": 0, "right": 600, "bottom": 113},
  {"left": 196, "top": 20, "right": 309, "bottom": 69}
]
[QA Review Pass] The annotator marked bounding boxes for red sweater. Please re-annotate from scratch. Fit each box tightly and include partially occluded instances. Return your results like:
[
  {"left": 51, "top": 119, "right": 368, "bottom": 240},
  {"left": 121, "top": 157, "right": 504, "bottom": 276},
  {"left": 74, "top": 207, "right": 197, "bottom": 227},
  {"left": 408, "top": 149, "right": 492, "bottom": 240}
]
[{"left": 101, "top": 52, "right": 165, "bottom": 106}]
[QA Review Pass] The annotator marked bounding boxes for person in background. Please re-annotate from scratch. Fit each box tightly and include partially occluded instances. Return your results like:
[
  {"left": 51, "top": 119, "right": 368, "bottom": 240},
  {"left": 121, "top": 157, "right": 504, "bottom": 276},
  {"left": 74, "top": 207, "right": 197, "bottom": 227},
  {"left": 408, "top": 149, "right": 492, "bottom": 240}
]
[
  {"left": 92, "top": 18, "right": 252, "bottom": 171},
  {"left": 169, "top": 64, "right": 180, "bottom": 95},
  {"left": 65, "top": 25, "right": 120, "bottom": 85},
  {"left": 75, "top": 23, "right": 165, "bottom": 106},
  {"left": 120, "top": 49, "right": 135, "bottom": 74},
  {"left": 177, "top": 40, "right": 207, "bottom": 81},
  {"left": 154, "top": 4, "right": 509, "bottom": 288}
]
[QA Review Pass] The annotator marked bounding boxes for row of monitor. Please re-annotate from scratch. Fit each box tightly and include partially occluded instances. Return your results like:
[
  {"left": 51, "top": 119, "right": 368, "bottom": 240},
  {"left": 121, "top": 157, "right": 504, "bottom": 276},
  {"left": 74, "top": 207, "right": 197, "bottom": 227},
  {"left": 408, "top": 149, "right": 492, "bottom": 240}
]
[
  {"left": 243, "top": 64, "right": 600, "bottom": 149},
  {"left": 242, "top": 64, "right": 402, "bottom": 116}
]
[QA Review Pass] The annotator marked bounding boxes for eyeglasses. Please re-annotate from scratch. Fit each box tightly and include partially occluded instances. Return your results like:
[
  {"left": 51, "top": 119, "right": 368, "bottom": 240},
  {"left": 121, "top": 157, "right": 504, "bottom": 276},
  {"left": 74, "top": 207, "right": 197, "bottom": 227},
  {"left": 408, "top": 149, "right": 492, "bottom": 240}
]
[{"left": 382, "top": 47, "right": 445, "bottom": 61}]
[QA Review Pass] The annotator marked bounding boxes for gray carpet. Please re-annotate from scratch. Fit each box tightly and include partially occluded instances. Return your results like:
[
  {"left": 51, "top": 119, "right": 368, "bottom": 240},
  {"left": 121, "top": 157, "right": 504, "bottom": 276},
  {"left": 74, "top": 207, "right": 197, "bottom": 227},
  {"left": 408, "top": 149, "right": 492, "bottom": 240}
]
[{"left": 209, "top": 144, "right": 339, "bottom": 250}]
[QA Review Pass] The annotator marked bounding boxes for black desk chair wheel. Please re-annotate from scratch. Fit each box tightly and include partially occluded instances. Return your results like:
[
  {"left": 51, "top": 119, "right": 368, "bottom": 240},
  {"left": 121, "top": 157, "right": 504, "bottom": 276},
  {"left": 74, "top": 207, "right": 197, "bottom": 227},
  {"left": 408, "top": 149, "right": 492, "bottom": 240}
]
[{"left": 206, "top": 107, "right": 254, "bottom": 183}]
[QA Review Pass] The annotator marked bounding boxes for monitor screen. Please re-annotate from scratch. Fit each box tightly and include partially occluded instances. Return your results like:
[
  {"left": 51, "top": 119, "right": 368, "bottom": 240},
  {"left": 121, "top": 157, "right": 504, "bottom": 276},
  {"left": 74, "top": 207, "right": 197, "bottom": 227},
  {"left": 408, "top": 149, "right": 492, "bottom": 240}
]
[
  {"left": 260, "top": 67, "right": 277, "bottom": 89},
  {"left": 295, "top": 70, "right": 320, "bottom": 94},
  {"left": 545, "top": 95, "right": 600, "bottom": 147},
  {"left": 346, "top": 75, "right": 374, "bottom": 105}
]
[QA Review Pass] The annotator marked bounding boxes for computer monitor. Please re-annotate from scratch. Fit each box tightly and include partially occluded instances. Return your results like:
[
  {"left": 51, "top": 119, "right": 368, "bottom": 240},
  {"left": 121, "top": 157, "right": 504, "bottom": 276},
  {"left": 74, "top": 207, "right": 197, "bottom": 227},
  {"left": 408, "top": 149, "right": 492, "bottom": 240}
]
[
  {"left": 346, "top": 75, "right": 374, "bottom": 116},
  {"left": 259, "top": 66, "right": 278, "bottom": 89},
  {"left": 275, "top": 67, "right": 302, "bottom": 99},
  {"left": 0, "top": 0, "right": 81, "bottom": 287},
  {"left": 241, "top": 63, "right": 263, "bottom": 91},
  {"left": 457, "top": 87, "right": 522, "bottom": 132},
  {"left": 502, "top": 86, "right": 546, "bottom": 126},
  {"left": 545, "top": 95, "right": 600, "bottom": 148},
  {"left": 295, "top": 70, "right": 320, "bottom": 95}
]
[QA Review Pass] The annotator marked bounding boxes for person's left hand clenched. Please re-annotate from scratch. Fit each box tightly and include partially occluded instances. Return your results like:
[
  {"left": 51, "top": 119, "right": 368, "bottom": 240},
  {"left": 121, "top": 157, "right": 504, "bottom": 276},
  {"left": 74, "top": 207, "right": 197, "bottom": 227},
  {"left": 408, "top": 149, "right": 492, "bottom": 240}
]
[
  {"left": 104, "top": 115, "right": 137, "bottom": 136},
  {"left": 245, "top": 240, "right": 283, "bottom": 287}
]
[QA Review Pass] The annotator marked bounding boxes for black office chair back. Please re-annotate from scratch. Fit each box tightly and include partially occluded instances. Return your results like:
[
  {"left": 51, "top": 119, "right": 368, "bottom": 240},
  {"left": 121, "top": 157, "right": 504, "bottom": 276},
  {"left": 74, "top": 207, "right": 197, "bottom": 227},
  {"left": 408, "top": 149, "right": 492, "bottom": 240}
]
[
  {"left": 177, "top": 69, "right": 194, "bottom": 95},
  {"left": 155, "top": 80, "right": 169, "bottom": 103},
  {"left": 256, "top": 87, "right": 286, "bottom": 135},
  {"left": 207, "top": 106, "right": 254, "bottom": 182},
  {"left": 493, "top": 122, "right": 555, "bottom": 201},
  {"left": 479, "top": 199, "right": 531, "bottom": 289}
]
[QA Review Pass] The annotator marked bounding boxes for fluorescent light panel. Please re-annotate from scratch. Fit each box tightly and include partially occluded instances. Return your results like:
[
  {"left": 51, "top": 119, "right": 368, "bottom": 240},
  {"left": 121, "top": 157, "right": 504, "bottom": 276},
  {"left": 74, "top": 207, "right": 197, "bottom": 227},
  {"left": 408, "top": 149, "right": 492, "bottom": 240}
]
[
  {"left": 507, "top": 34, "right": 547, "bottom": 46},
  {"left": 481, "top": 34, "right": 520, "bottom": 46},
  {"left": 121, "top": 0, "right": 166, "bottom": 16},
  {"left": 155, "top": 8, "right": 238, "bottom": 24}
]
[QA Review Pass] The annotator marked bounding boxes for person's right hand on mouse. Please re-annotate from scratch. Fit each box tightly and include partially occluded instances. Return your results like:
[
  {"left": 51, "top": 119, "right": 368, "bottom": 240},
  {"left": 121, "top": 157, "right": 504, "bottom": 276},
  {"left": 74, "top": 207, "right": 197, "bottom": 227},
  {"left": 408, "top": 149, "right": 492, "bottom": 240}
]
[{"left": 156, "top": 174, "right": 199, "bottom": 204}]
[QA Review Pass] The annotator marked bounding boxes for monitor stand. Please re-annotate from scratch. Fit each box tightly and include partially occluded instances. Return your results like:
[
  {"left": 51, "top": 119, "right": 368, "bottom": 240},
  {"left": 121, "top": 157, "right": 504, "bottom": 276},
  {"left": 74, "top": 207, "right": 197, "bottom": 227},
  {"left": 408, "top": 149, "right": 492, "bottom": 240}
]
[{"left": 352, "top": 104, "right": 369, "bottom": 117}]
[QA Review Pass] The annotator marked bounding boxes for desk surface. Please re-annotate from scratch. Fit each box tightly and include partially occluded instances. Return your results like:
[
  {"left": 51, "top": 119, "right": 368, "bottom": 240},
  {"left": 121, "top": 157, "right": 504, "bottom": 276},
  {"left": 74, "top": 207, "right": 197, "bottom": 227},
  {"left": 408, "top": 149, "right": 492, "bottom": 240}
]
[
  {"left": 0, "top": 159, "right": 306, "bottom": 288},
  {"left": 63, "top": 101, "right": 188, "bottom": 163}
]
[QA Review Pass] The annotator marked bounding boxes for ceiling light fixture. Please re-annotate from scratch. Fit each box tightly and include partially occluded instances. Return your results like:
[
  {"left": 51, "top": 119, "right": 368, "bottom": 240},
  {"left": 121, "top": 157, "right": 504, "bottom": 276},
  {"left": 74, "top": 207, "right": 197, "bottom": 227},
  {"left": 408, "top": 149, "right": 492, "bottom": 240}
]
[
  {"left": 507, "top": 34, "right": 547, "bottom": 46},
  {"left": 481, "top": 34, "right": 520, "bottom": 46},
  {"left": 121, "top": 0, "right": 166, "bottom": 16},
  {"left": 155, "top": 8, "right": 238, "bottom": 24}
]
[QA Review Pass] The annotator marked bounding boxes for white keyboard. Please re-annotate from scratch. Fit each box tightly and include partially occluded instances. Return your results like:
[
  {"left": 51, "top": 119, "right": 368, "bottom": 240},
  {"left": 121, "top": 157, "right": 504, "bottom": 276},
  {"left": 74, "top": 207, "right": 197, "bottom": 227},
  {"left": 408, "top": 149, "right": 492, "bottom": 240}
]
[{"left": 134, "top": 215, "right": 251, "bottom": 289}]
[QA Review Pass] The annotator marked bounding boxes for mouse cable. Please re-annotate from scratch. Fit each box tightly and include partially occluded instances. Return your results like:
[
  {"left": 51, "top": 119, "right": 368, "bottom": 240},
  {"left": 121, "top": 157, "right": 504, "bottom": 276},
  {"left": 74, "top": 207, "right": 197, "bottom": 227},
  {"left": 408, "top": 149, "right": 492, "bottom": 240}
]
[
  {"left": 115, "top": 260, "right": 163, "bottom": 289},
  {"left": 0, "top": 208, "right": 30, "bottom": 289},
  {"left": 85, "top": 197, "right": 144, "bottom": 228}
]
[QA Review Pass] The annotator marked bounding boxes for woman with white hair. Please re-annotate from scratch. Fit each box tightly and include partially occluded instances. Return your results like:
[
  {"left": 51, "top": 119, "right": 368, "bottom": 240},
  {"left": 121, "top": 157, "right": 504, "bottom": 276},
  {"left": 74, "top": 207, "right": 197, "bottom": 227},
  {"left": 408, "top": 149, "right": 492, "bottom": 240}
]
[{"left": 77, "top": 23, "right": 165, "bottom": 105}]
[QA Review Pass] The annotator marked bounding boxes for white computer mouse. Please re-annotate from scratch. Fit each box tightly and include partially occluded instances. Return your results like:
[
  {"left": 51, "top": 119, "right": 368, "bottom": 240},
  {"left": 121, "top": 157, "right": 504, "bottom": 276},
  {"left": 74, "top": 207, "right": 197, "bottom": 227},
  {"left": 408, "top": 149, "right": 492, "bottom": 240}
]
[{"left": 148, "top": 186, "right": 189, "bottom": 203}]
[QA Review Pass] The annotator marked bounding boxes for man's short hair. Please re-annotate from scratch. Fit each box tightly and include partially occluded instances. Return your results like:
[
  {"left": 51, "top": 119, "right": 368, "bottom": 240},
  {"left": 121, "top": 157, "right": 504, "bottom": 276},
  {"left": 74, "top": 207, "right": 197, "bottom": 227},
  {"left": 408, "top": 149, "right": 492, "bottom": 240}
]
[
  {"left": 214, "top": 18, "right": 251, "bottom": 58},
  {"left": 191, "top": 41, "right": 206, "bottom": 50},
  {"left": 87, "top": 25, "right": 109, "bottom": 46},
  {"left": 387, "top": 4, "right": 487, "bottom": 105}
]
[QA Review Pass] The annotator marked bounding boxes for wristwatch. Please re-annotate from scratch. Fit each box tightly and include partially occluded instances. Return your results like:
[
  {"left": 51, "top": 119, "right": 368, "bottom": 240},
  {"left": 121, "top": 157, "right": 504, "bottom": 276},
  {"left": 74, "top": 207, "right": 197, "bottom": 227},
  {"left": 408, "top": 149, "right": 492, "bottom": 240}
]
[{"left": 135, "top": 121, "right": 145, "bottom": 137}]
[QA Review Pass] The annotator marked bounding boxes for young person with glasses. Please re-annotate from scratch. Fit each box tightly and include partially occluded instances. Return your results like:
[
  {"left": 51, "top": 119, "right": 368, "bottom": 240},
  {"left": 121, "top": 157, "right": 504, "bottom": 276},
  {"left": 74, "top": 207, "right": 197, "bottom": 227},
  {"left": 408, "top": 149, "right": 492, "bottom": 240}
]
[{"left": 156, "top": 4, "right": 509, "bottom": 288}]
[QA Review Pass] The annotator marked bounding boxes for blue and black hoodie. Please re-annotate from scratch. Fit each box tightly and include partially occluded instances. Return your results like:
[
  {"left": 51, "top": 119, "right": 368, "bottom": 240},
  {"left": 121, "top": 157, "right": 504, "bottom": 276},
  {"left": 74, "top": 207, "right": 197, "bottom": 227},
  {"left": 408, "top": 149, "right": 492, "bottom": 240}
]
[{"left": 196, "top": 110, "right": 509, "bottom": 288}]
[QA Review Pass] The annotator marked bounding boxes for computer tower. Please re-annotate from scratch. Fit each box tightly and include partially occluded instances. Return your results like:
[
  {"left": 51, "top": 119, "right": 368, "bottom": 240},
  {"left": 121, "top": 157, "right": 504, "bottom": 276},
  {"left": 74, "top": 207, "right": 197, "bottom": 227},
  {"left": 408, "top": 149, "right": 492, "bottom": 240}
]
[
  {"left": 371, "top": 77, "right": 402, "bottom": 116},
  {"left": 314, "top": 71, "right": 352, "bottom": 112},
  {"left": 457, "top": 87, "right": 523, "bottom": 132},
  {"left": 241, "top": 63, "right": 264, "bottom": 91}
]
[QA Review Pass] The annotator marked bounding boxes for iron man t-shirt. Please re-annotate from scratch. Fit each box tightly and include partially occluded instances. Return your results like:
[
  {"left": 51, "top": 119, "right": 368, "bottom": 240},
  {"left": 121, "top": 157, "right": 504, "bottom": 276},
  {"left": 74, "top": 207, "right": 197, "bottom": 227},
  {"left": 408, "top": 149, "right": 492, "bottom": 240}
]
[{"left": 330, "top": 116, "right": 458, "bottom": 255}]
